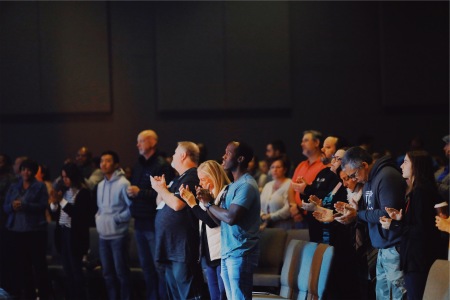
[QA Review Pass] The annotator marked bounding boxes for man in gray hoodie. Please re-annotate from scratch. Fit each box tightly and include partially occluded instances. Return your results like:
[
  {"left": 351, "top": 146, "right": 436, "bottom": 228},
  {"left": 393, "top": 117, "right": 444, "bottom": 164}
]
[{"left": 96, "top": 151, "right": 131, "bottom": 300}]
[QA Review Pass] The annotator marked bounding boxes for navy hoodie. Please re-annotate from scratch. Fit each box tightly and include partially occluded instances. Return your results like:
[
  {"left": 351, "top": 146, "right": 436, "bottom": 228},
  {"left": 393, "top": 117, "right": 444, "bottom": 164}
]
[{"left": 357, "top": 156, "right": 406, "bottom": 249}]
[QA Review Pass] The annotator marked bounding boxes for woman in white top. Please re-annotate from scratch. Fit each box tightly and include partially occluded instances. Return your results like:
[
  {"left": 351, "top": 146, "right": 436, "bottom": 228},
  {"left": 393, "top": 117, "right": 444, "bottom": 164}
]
[
  {"left": 260, "top": 157, "right": 294, "bottom": 230},
  {"left": 179, "top": 160, "right": 230, "bottom": 300}
]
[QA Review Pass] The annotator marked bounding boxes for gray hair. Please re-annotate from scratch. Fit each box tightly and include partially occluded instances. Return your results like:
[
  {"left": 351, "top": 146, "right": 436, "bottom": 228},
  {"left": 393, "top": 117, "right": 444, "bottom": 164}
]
[
  {"left": 178, "top": 141, "right": 200, "bottom": 165},
  {"left": 341, "top": 146, "right": 373, "bottom": 171}
]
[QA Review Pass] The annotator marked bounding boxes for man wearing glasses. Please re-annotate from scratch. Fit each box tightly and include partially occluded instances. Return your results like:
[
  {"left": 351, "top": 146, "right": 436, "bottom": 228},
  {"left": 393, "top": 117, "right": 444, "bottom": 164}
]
[{"left": 339, "top": 147, "right": 406, "bottom": 300}]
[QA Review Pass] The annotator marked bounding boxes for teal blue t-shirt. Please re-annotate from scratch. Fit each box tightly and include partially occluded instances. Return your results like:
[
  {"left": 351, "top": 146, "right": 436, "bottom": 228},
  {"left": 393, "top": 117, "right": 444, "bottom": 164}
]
[{"left": 221, "top": 173, "right": 261, "bottom": 258}]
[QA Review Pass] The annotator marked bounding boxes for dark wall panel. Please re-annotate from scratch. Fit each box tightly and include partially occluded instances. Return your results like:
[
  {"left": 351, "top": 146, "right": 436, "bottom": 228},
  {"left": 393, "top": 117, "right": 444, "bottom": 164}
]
[
  {"left": 225, "top": 2, "right": 290, "bottom": 109},
  {"left": 155, "top": 2, "right": 290, "bottom": 112},
  {"left": 0, "top": 1, "right": 111, "bottom": 115},
  {"left": 380, "top": 2, "right": 449, "bottom": 108},
  {"left": 39, "top": 2, "right": 111, "bottom": 114},
  {"left": 155, "top": 2, "right": 225, "bottom": 112},
  {"left": 0, "top": 2, "right": 40, "bottom": 114}
]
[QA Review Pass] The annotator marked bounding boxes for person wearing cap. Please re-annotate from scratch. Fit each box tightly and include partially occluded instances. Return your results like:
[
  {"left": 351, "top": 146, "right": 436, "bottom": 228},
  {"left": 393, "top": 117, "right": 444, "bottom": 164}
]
[{"left": 435, "top": 135, "right": 449, "bottom": 203}]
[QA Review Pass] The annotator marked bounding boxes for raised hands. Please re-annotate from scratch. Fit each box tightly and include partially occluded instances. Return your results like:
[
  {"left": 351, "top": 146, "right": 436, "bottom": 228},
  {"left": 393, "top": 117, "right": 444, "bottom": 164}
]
[
  {"left": 195, "top": 184, "right": 214, "bottom": 205},
  {"left": 178, "top": 184, "right": 197, "bottom": 207},
  {"left": 312, "top": 207, "right": 334, "bottom": 223},
  {"left": 291, "top": 176, "right": 307, "bottom": 194},
  {"left": 385, "top": 207, "right": 403, "bottom": 221},
  {"left": 150, "top": 174, "right": 167, "bottom": 193},
  {"left": 302, "top": 195, "right": 322, "bottom": 212},
  {"left": 333, "top": 201, "right": 357, "bottom": 224}
]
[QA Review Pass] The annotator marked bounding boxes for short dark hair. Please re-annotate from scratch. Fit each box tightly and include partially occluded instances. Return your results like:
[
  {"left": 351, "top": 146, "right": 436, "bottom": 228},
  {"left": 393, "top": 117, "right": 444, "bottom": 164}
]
[
  {"left": 20, "top": 159, "right": 39, "bottom": 175},
  {"left": 341, "top": 146, "right": 373, "bottom": 171},
  {"left": 100, "top": 150, "right": 120, "bottom": 164},
  {"left": 269, "top": 140, "right": 286, "bottom": 154},
  {"left": 234, "top": 141, "right": 254, "bottom": 170}
]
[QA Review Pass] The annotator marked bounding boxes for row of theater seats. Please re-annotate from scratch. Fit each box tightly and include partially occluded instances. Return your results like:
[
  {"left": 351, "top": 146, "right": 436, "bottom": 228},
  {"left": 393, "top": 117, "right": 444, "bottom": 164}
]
[
  {"left": 253, "top": 228, "right": 450, "bottom": 300},
  {"left": 46, "top": 224, "right": 449, "bottom": 300},
  {"left": 253, "top": 228, "right": 333, "bottom": 299}
]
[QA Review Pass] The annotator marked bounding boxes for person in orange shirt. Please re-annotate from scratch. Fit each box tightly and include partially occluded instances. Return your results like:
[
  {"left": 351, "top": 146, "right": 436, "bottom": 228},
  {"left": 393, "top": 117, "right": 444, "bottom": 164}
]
[{"left": 289, "top": 130, "right": 326, "bottom": 228}]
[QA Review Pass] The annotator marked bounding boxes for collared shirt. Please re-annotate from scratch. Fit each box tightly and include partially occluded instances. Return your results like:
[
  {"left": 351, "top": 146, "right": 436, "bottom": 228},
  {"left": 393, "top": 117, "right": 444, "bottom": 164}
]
[{"left": 292, "top": 157, "right": 326, "bottom": 205}]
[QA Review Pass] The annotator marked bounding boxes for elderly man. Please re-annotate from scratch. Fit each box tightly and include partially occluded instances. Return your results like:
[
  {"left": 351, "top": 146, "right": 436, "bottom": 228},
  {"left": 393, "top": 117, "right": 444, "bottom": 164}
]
[
  {"left": 337, "top": 147, "right": 406, "bottom": 300},
  {"left": 150, "top": 141, "right": 202, "bottom": 300},
  {"left": 127, "top": 130, "right": 174, "bottom": 300}
]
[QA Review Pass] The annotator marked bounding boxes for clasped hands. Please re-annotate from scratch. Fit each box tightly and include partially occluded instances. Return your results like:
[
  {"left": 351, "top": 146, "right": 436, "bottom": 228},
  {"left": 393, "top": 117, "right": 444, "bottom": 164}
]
[
  {"left": 178, "top": 184, "right": 214, "bottom": 208},
  {"left": 12, "top": 199, "right": 22, "bottom": 211}
]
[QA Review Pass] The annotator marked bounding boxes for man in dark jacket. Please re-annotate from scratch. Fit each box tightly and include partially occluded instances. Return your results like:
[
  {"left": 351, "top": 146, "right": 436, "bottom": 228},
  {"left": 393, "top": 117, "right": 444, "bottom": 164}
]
[
  {"left": 126, "top": 130, "right": 174, "bottom": 300},
  {"left": 339, "top": 147, "right": 406, "bottom": 300}
]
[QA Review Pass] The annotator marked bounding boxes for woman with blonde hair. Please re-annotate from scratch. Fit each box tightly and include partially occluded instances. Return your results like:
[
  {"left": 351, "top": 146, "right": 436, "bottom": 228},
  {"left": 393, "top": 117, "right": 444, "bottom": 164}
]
[{"left": 179, "top": 160, "right": 230, "bottom": 300}]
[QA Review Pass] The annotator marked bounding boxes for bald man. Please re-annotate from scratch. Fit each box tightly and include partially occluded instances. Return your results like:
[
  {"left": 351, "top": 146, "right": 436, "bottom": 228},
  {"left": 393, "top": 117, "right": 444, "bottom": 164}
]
[{"left": 127, "top": 130, "right": 174, "bottom": 300}]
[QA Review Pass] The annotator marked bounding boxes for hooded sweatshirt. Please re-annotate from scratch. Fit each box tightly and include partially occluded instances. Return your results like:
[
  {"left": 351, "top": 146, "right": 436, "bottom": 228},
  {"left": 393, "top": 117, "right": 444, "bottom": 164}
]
[
  {"left": 96, "top": 169, "right": 131, "bottom": 240},
  {"left": 357, "top": 156, "right": 406, "bottom": 249}
]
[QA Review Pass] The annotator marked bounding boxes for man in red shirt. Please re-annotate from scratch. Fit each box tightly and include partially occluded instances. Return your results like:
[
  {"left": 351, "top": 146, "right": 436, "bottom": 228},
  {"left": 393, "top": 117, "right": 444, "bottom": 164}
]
[{"left": 289, "top": 130, "right": 326, "bottom": 228}]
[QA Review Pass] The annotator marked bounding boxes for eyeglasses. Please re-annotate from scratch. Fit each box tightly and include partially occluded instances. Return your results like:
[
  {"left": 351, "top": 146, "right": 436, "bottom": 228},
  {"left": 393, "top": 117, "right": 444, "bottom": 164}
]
[
  {"left": 331, "top": 154, "right": 342, "bottom": 161},
  {"left": 347, "top": 167, "right": 361, "bottom": 180}
]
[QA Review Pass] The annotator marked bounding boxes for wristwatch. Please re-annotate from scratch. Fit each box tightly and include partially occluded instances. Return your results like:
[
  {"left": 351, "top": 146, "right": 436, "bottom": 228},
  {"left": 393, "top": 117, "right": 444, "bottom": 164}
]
[{"left": 205, "top": 202, "right": 214, "bottom": 209}]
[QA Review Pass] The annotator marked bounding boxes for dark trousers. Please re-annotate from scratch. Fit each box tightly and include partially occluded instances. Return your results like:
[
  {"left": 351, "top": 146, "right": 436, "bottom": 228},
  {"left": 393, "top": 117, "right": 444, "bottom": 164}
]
[
  {"left": 6, "top": 230, "right": 50, "bottom": 299},
  {"left": 60, "top": 226, "right": 86, "bottom": 300},
  {"left": 404, "top": 271, "right": 428, "bottom": 300}
]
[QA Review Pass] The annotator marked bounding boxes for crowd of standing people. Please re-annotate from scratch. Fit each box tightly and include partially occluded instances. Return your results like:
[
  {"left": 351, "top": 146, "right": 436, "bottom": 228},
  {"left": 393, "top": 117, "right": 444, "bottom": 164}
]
[{"left": 0, "top": 129, "right": 448, "bottom": 300}]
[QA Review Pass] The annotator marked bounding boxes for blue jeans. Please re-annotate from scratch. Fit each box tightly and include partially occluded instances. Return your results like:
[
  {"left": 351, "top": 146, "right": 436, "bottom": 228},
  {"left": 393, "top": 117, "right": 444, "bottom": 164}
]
[
  {"left": 221, "top": 250, "right": 259, "bottom": 300},
  {"left": 135, "top": 228, "right": 167, "bottom": 300},
  {"left": 99, "top": 234, "right": 131, "bottom": 300},
  {"left": 375, "top": 247, "right": 406, "bottom": 300},
  {"left": 164, "top": 261, "right": 202, "bottom": 300},
  {"left": 205, "top": 262, "right": 226, "bottom": 300}
]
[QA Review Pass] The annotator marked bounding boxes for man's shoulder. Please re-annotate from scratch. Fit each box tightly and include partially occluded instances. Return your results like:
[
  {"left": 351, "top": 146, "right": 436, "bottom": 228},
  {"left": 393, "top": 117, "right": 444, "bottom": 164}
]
[{"left": 231, "top": 174, "right": 259, "bottom": 194}]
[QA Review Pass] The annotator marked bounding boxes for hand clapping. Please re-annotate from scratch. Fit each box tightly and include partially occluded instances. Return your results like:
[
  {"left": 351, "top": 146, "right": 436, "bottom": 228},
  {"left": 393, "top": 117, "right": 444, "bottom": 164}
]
[
  {"left": 333, "top": 201, "right": 357, "bottom": 224},
  {"left": 178, "top": 184, "right": 197, "bottom": 207},
  {"left": 379, "top": 216, "right": 392, "bottom": 230},
  {"left": 150, "top": 174, "right": 167, "bottom": 193},
  {"left": 385, "top": 207, "right": 402, "bottom": 221}
]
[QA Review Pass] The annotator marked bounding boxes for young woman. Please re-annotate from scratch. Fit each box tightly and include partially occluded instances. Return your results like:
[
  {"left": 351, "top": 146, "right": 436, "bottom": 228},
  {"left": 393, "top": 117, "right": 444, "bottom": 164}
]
[
  {"left": 381, "top": 150, "right": 441, "bottom": 300},
  {"left": 260, "top": 157, "right": 293, "bottom": 230},
  {"left": 179, "top": 160, "right": 230, "bottom": 300},
  {"left": 50, "top": 163, "right": 92, "bottom": 300}
]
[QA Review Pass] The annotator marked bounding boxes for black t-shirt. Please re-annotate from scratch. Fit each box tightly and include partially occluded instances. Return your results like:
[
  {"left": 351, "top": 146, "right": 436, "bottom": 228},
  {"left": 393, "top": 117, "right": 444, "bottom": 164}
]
[{"left": 155, "top": 168, "right": 200, "bottom": 263}]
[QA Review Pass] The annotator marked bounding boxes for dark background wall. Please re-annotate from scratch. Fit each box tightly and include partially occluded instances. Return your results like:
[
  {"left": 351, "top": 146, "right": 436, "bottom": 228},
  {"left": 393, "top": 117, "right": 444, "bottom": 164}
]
[{"left": 0, "top": 1, "right": 448, "bottom": 178}]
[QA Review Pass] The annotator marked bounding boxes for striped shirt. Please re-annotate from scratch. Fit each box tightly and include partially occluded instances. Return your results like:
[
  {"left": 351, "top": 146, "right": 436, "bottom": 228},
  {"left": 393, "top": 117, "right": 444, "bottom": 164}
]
[{"left": 59, "top": 188, "right": 79, "bottom": 228}]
